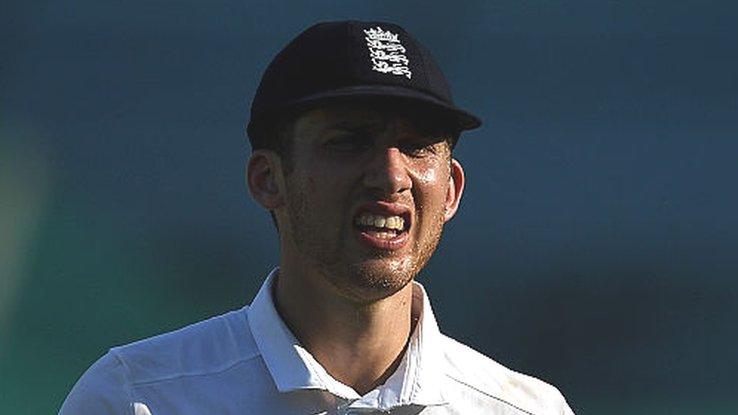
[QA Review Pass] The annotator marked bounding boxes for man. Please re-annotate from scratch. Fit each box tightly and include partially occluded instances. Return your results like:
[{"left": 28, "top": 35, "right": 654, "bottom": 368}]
[{"left": 60, "top": 20, "right": 574, "bottom": 414}]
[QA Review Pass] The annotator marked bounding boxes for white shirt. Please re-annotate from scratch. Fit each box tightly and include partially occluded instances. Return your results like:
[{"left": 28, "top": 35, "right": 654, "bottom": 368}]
[{"left": 60, "top": 269, "right": 574, "bottom": 414}]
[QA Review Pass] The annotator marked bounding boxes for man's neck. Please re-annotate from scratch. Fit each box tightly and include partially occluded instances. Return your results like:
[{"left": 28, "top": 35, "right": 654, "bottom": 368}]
[{"left": 273, "top": 264, "right": 416, "bottom": 395}]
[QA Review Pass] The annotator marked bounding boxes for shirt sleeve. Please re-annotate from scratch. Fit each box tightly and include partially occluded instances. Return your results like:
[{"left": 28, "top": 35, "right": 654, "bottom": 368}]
[
  {"left": 58, "top": 351, "right": 133, "bottom": 415},
  {"left": 558, "top": 390, "right": 576, "bottom": 415}
]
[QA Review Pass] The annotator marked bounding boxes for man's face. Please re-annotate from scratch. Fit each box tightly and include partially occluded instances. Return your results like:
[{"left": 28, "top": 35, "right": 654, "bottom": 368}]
[{"left": 275, "top": 104, "right": 465, "bottom": 303}]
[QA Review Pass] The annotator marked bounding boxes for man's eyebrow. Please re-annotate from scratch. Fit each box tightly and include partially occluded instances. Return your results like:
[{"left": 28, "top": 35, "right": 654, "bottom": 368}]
[{"left": 323, "top": 120, "right": 383, "bottom": 132}]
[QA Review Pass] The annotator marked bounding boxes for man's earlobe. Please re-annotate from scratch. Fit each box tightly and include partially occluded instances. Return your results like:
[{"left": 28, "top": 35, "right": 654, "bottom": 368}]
[
  {"left": 443, "top": 158, "right": 465, "bottom": 222},
  {"left": 247, "top": 151, "right": 284, "bottom": 210}
]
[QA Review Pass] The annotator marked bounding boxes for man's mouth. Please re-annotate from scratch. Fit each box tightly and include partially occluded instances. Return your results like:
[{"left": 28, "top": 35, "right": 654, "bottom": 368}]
[
  {"left": 352, "top": 205, "right": 411, "bottom": 250},
  {"left": 354, "top": 213, "right": 407, "bottom": 239}
]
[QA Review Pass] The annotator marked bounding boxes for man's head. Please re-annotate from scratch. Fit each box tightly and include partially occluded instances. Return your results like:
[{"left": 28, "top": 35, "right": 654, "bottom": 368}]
[
  {"left": 246, "top": 21, "right": 481, "bottom": 302},
  {"left": 248, "top": 102, "right": 464, "bottom": 302}
]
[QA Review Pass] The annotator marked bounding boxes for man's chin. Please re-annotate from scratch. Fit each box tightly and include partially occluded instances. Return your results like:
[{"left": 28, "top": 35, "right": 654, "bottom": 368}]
[{"left": 324, "top": 259, "right": 418, "bottom": 303}]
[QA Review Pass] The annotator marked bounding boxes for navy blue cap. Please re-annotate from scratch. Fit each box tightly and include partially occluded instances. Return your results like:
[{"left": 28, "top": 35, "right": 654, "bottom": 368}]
[{"left": 247, "top": 20, "right": 482, "bottom": 141}]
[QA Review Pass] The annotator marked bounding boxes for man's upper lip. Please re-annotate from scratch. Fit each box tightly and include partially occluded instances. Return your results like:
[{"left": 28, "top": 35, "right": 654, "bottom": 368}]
[{"left": 354, "top": 201, "right": 412, "bottom": 223}]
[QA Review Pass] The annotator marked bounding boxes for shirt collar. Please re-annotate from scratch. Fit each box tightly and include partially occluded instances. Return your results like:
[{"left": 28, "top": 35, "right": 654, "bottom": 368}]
[{"left": 246, "top": 268, "right": 447, "bottom": 409}]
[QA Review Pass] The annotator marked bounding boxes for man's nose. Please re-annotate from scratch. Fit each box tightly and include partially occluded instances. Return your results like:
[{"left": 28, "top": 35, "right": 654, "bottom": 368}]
[{"left": 362, "top": 146, "right": 411, "bottom": 197}]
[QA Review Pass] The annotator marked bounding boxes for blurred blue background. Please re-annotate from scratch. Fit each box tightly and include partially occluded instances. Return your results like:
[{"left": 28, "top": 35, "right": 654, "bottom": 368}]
[{"left": 2, "top": 1, "right": 737, "bottom": 414}]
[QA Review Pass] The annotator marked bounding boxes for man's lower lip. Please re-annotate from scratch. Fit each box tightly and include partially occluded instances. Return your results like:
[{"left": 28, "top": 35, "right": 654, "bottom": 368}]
[{"left": 356, "top": 228, "right": 409, "bottom": 250}]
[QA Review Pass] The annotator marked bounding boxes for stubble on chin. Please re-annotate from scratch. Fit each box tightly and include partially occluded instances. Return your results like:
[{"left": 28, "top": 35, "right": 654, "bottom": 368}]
[
  {"left": 284, "top": 177, "right": 447, "bottom": 304},
  {"left": 338, "top": 213, "right": 445, "bottom": 303}
]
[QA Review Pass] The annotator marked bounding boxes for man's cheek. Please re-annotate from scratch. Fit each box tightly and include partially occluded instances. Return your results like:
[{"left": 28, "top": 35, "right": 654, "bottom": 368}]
[{"left": 409, "top": 164, "right": 440, "bottom": 186}]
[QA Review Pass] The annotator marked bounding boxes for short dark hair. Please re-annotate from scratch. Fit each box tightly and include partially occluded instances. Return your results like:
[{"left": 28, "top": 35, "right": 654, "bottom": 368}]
[{"left": 248, "top": 111, "right": 300, "bottom": 173}]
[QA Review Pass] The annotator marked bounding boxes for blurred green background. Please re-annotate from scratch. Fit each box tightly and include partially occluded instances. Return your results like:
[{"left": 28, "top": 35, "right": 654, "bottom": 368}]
[{"left": 2, "top": 1, "right": 737, "bottom": 414}]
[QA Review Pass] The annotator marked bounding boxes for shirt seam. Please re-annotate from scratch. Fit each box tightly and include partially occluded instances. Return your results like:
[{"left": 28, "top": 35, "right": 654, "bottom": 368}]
[
  {"left": 407, "top": 323, "right": 422, "bottom": 403},
  {"left": 443, "top": 372, "right": 536, "bottom": 415},
  {"left": 109, "top": 349, "right": 136, "bottom": 415},
  {"left": 122, "top": 351, "right": 262, "bottom": 387},
  {"left": 403, "top": 285, "right": 426, "bottom": 405}
]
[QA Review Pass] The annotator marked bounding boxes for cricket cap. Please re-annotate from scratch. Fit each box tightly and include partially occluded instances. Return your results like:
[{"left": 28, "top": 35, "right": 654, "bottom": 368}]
[{"left": 247, "top": 20, "right": 482, "bottom": 144}]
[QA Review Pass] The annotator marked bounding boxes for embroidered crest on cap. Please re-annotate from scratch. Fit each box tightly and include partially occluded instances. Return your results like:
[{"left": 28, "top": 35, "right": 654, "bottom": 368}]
[{"left": 363, "top": 26, "right": 412, "bottom": 79}]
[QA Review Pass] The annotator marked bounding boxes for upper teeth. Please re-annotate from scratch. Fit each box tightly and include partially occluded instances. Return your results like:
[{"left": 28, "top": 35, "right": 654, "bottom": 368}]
[{"left": 355, "top": 214, "right": 405, "bottom": 231}]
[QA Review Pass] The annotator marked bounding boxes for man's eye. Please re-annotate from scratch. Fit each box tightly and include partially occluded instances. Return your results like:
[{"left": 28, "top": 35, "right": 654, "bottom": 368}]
[
  {"left": 325, "top": 135, "right": 371, "bottom": 153},
  {"left": 400, "top": 140, "right": 436, "bottom": 157}
]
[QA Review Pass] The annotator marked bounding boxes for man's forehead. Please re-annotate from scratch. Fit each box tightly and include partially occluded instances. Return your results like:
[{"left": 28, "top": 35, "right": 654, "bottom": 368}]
[
  {"left": 306, "top": 105, "right": 385, "bottom": 124},
  {"left": 293, "top": 102, "right": 456, "bottom": 136}
]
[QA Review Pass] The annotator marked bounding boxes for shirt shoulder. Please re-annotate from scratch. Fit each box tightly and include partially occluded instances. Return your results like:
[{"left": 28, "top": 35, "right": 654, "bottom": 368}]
[
  {"left": 58, "top": 351, "right": 133, "bottom": 415},
  {"left": 439, "top": 335, "right": 574, "bottom": 415},
  {"left": 111, "top": 306, "right": 259, "bottom": 386},
  {"left": 59, "top": 307, "right": 261, "bottom": 414}
]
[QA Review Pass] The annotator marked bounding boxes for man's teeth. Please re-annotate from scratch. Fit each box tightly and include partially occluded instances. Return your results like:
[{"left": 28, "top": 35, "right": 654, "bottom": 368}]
[{"left": 355, "top": 213, "right": 405, "bottom": 231}]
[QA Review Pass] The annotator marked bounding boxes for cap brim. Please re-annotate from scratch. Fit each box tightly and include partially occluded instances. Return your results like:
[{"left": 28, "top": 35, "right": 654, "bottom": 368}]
[
  {"left": 249, "top": 85, "right": 482, "bottom": 137},
  {"left": 293, "top": 85, "right": 482, "bottom": 131}
]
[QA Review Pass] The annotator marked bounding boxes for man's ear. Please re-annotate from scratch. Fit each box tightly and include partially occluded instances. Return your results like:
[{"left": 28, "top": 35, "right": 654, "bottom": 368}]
[
  {"left": 247, "top": 150, "right": 285, "bottom": 210},
  {"left": 443, "top": 158, "right": 466, "bottom": 222}
]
